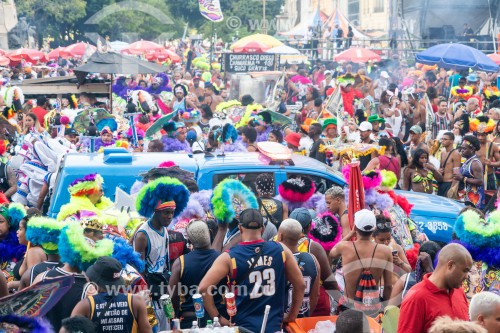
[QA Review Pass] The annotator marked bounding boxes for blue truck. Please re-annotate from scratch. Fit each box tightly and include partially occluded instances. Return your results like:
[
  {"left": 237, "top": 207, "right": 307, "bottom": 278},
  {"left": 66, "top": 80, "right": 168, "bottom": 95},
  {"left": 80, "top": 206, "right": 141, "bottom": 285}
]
[{"left": 48, "top": 148, "right": 463, "bottom": 243}]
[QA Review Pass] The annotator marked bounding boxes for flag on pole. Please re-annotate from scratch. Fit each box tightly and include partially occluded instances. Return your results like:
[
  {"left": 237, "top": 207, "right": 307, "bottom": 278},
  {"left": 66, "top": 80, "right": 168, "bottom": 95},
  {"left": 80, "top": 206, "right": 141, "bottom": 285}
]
[
  {"left": 199, "top": 0, "right": 224, "bottom": 22},
  {"left": 347, "top": 161, "right": 365, "bottom": 230},
  {"left": 324, "top": 86, "right": 344, "bottom": 127},
  {"left": 423, "top": 94, "right": 434, "bottom": 143}
]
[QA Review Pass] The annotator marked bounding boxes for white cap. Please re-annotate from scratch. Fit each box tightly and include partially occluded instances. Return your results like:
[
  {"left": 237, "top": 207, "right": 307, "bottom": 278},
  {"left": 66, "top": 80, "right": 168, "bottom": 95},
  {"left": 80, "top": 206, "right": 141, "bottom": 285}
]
[
  {"left": 324, "top": 70, "right": 332, "bottom": 76},
  {"left": 380, "top": 71, "right": 390, "bottom": 79},
  {"left": 354, "top": 209, "right": 376, "bottom": 232},
  {"left": 359, "top": 121, "right": 373, "bottom": 131}
]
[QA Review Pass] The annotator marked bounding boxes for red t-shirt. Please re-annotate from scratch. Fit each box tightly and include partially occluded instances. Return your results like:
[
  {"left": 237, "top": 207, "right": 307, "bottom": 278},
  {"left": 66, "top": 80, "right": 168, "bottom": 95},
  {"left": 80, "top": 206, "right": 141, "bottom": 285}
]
[
  {"left": 31, "top": 106, "right": 48, "bottom": 128},
  {"left": 397, "top": 273, "right": 469, "bottom": 333}
]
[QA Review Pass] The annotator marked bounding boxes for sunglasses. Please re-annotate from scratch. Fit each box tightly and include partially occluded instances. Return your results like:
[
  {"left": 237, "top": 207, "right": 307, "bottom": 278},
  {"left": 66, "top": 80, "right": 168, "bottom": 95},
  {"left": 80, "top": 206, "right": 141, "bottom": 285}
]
[{"left": 377, "top": 222, "right": 393, "bottom": 229}]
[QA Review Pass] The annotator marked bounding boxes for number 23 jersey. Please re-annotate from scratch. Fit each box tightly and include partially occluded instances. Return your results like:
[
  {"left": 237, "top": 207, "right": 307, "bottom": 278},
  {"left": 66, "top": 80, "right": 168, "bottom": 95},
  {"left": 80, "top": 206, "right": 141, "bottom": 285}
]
[{"left": 228, "top": 240, "right": 286, "bottom": 333}]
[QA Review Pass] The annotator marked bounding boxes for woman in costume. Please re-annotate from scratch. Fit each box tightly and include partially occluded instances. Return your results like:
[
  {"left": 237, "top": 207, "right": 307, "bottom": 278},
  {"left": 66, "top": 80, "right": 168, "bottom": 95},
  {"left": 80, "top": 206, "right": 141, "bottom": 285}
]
[
  {"left": 94, "top": 126, "right": 116, "bottom": 151},
  {"left": 161, "top": 122, "right": 191, "bottom": 153},
  {"left": 402, "top": 148, "right": 443, "bottom": 194},
  {"left": 0, "top": 203, "right": 26, "bottom": 282},
  {"left": 207, "top": 123, "right": 246, "bottom": 153}
]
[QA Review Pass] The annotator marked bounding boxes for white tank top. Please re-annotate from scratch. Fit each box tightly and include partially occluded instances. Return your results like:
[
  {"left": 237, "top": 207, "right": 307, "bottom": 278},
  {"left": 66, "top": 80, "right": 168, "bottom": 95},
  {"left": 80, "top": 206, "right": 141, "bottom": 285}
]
[{"left": 134, "top": 220, "right": 168, "bottom": 273}]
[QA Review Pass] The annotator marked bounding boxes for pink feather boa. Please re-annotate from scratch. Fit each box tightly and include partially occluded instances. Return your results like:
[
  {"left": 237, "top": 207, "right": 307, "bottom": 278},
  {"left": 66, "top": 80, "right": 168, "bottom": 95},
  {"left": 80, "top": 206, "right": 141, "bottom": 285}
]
[{"left": 342, "top": 165, "right": 382, "bottom": 190}]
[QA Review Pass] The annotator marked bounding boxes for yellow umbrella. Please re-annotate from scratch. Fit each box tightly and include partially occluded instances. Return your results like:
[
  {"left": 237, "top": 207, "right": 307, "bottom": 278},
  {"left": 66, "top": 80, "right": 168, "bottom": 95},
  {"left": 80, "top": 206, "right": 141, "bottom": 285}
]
[{"left": 230, "top": 33, "right": 283, "bottom": 50}]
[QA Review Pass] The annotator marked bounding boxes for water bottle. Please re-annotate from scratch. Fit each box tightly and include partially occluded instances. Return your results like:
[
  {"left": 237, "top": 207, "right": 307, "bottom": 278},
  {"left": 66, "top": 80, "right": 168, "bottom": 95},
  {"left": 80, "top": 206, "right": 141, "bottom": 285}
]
[
  {"left": 213, "top": 317, "right": 221, "bottom": 328},
  {"left": 190, "top": 320, "right": 199, "bottom": 333},
  {"left": 206, "top": 320, "right": 214, "bottom": 330}
]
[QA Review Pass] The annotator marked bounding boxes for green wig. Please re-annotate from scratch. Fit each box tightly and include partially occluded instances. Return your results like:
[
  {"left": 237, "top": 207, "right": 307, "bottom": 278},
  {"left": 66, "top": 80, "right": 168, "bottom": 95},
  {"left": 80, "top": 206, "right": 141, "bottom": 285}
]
[
  {"left": 380, "top": 170, "right": 398, "bottom": 191},
  {"left": 135, "top": 176, "right": 190, "bottom": 219},
  {"left": 0, "top": 203, "right": 26, "bottom": 231},
  {"left": 26, "top": 217, "right": 64, "bottom": 255},
  {"left": 210, "top": 179, "right": 258, "bottom": 224},
  {"left": 58, "top": 221, "right": 114, "bottom": 271}
]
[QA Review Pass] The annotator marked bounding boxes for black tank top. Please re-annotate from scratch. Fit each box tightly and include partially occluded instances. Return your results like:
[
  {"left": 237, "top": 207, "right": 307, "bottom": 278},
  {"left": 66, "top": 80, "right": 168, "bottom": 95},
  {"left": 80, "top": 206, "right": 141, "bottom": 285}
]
[
  {"left": 30, "top": 261, "right": 63, "bottom": 285},
  {"left": 179, "top": 249, "right": 226, "bottom": 317},
  {"left": 42, "top": 267, "right": 92, "bottom": 331},
  {"left": 89, "top": 293, "right": 138, "bottom": 333}
]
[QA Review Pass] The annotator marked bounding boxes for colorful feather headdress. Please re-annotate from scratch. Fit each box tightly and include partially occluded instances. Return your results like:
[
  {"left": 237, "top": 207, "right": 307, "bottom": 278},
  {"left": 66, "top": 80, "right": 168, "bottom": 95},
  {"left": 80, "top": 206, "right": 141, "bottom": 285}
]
[
  {"left": 58, "top": 220, "right": 114, "bottom": 271},
  {"left": 0, "top": 315, "right": 52, "bottom": 333},
  {"left": 278, "top": 176, "right": 316, "bottom": 203},
  {"left": 135, "top": 176, "right": 190, "bottom": 219},
  {"left": 26, "top": 216, "right": 65, "bottom": 254},
  {"left": 309, "top": 211, "right": 342, "bottom": 252},
  {"left": 454, "top": 210, "right": 500, "bottom": 267},
  {"left": 68, "top": 174, "right": 104, "bottom": 197},
  {"left": 211, "top": 179, "right": 258, "bottom": 224},
  {"left": 469, "top": 115, "right": 495, "bottom": 134}
]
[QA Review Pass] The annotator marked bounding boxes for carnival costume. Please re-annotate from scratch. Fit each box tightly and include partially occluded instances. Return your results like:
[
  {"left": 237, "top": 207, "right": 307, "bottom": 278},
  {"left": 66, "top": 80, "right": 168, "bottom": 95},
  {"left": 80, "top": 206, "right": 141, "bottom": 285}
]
[
  {"left": 0, "top": 203, "right": 26, "bottom": 281},
  {"left": 57, "top": 174, "right": 113, "bottom": 221}
]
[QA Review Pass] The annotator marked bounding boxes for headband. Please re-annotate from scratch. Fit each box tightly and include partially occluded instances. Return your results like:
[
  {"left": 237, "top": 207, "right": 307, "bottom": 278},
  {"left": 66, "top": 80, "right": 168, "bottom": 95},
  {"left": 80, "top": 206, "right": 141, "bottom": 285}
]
[{"left": 156, "top": 200, "right": 176, "bottom": 211}]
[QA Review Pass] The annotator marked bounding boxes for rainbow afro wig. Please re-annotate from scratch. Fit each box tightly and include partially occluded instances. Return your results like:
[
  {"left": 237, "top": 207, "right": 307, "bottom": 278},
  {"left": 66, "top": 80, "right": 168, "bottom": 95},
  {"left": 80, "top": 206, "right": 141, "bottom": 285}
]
[
  {"left": 68, "top": 174, "right": 104, "bottom": 197},
  {"left": 135, "top": 176, "right": 190, "bottom": 219}
]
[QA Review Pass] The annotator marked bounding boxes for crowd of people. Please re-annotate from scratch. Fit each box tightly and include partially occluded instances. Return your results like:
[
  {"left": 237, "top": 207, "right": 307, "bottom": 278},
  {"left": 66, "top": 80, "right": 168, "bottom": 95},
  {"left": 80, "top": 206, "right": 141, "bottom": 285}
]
[{"left": 0, "top": 37, "right": 498, "bottom": 333}]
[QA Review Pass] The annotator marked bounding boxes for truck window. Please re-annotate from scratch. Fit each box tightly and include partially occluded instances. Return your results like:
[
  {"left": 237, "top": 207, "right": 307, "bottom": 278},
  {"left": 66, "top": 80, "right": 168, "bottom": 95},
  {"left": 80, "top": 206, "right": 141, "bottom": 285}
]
[
  {"left": 286, "top": 173, "right": 337, "bottom": 194},
  {"left": 213, "top": 172, "right": 274, "bottom": 194}
]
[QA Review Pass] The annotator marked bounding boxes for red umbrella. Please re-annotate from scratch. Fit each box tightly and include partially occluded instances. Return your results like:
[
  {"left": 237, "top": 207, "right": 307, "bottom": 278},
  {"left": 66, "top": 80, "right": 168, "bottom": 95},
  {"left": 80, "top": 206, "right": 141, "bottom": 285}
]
[
  {"left": 60, "top": 42, "right": 96, "bottom": 59},
  {"left": 335, "top": 47, "right": 381, "bottom": 63},
  {"left": 347, "top": 161, "right": 365, "bottom": 231},
  {"left": 47, "top": 47, "right": 65, "bottom": 61},
  {"left": 145, "top": 49, "right": 181, "bottom": 63},
  {"left": 487, "top": 53, "right": 500, "bottom": 65},
  {"left": 8, "top": 48, "right": 46, "bottom": 62},
  {"left": 122, "top": 40, "right": 164, "bottom": 55},
  {"left": 233, "top": 41, "right": 271, "bottom": 53},
  {"left": 0, "top": 56, "right": 9, "bottom": 66}
]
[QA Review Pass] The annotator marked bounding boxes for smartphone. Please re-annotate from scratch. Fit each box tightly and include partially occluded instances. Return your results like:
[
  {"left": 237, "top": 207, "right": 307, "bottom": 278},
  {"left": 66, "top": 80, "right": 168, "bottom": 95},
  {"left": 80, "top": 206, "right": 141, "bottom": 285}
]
[{"left": 392, "top": 250, "right": 398, "bottom": 256}]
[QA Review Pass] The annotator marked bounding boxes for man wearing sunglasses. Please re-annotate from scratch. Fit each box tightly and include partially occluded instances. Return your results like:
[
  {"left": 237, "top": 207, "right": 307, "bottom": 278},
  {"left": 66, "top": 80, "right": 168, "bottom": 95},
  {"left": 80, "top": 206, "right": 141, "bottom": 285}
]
[{"left": 453, "top": 135, "right": 484, "bottom": 208}]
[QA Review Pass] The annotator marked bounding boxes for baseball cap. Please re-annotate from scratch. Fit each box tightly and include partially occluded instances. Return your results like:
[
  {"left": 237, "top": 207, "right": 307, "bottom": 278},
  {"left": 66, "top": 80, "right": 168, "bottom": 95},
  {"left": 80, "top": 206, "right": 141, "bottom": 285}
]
[
  {"left": 65, "top": 128, "right": 77, "bottom": 136},
  {"left": 409, "top": 125, "right": 422, "bottom": 134},
  {"left": 359, "top": 121, "right": 373, "bottom": 132},
  {"left": 289, "top": 208, "right": 312, "bottom": 230},
  {"left": 354, "top": 209, "right": 376, "bottom": 232},
  {"left": 86, "top": 257, "right": 124, "bottom": 288},
  {"left": 239, "top": 208, "right": 264, "bottom": 229},
  {"left": 324, "top": 70, "right": 332, "bottom": 76},
  {"left": 380, "top": 71, "right": 390, "bottom": 79}
]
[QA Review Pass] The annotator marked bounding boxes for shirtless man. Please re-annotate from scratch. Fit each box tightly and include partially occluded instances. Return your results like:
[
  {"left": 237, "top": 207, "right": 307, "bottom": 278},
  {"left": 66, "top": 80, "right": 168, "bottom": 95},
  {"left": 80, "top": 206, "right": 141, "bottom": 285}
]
[
  {"left": 330, "top": 209, "right": 393, "bottom": 313},
  {"left": 407, "top": 93, "right": 423, "bottom": 126},
  {"left": 203, "top": 83, "right": 223, "bottom": 112},
  {"left": 475, "top": 126, "right": 500, "bottom": 191},
  {"left": 325, "top": 186, "right": 350, "bottom": 237},
  {"left": 438, "top": 132, "right": 462, "bottom": 197}
]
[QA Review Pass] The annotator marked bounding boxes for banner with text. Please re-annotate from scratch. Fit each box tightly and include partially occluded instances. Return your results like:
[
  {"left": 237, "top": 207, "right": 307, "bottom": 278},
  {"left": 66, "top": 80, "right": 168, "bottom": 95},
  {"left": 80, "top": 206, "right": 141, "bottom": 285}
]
[{"left": 222, "top": 53, "right": 280, "bottom": 73}]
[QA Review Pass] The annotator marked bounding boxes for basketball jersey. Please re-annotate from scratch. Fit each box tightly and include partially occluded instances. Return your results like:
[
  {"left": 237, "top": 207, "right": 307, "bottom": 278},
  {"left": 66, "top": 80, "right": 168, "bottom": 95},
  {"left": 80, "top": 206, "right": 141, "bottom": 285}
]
[
  {"left": 30, "top": 261, "right": 63, "bottom": 285},
  {"left": 134, "top": 220, "right": 168, "bottom": 274},
  {"left": 228, "top": 240, "right": 286, "bottom": 333},
  {"left": 89, "top": 293, "right": 138, "bottom": 333},
  {"left": 285, "top": 252, "right": 318, "bottom": 317},
  {"left": 180, "top": 249, "right": 225, "bottom": 315}
]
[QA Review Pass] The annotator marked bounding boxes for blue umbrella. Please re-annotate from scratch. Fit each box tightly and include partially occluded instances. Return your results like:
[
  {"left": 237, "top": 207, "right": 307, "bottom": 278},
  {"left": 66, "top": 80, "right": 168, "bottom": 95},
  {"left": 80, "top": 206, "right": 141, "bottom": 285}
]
[{"left": 415, "top": 43, "right": 499, "bottom": 72}]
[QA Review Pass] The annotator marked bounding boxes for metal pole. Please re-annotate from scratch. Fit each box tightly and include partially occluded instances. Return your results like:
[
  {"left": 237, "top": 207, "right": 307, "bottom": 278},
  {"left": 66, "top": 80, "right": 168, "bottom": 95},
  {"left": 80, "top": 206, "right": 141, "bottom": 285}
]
[
  {"left": 263, "top": 0, "right": 267, "bottom": 34},
  {"left": 210, "top": 22, "right": 214, "bottom": 69}
]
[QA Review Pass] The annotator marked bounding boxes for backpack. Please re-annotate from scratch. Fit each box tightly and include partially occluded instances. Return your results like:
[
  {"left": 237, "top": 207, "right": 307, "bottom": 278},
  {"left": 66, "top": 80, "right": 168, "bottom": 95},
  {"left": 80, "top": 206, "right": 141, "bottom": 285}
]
[{"left": 353, "top": 243, "right": 381, "bottom": 315}]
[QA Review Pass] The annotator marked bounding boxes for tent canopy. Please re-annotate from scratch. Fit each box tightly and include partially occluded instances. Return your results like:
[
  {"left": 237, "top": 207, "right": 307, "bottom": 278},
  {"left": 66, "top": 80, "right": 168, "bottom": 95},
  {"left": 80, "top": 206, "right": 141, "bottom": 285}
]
[
  {"left": 280, "top": 8, "right": 328, "bottom": 37},
  {"left": 322, "top": 9, "right": 371, "bottom": 40}
]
